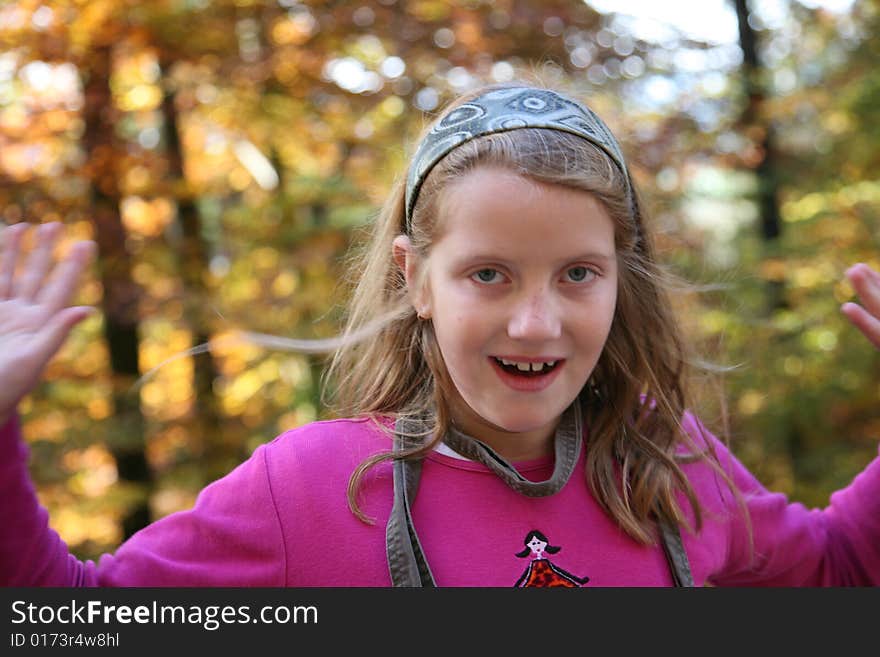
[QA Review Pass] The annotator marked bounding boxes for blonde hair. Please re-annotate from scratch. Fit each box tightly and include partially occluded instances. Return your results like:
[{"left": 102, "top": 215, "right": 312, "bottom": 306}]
[{"left": 323, "top": 81, "right": 744, "bottom": 545}]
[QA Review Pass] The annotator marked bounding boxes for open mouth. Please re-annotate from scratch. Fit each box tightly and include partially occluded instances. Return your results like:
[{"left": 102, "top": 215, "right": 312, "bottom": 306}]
[{"left": 491, "top": 357, "right": 561, "bottom": 377}]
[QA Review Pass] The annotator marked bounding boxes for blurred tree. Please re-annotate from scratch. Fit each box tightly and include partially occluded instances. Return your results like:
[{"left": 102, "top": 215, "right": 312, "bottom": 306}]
[
  {"left": 82, "top": 38, "right": 153, "bottom": 540},
  {"left": 693, "top": 0, "right": 880, "bottom": 505},
  {"left": 157, "top": 52, "right": 224, "bottom": 463},
  {"left": 734, "top": 0, "right": 786, "bottom": 313}
]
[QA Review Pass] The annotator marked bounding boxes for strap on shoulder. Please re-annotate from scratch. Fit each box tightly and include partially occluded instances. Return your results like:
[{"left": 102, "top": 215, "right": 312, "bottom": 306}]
[
  {"left": 658, "top": 517, "right": 694, "bottom": 587},
  {"left": 386, "top": 417, "right": 435, "bottom": 587}
]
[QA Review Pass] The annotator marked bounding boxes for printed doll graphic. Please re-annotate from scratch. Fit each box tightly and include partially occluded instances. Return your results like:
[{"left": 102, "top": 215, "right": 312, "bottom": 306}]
[{"left": 513, "top": 530, "right": 590, "bottom": 587}]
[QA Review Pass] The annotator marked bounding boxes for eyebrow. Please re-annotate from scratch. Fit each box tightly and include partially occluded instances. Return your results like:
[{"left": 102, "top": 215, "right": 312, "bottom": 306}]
[{"left": 453, "top": 252, "right": 616, "bottom": 266}]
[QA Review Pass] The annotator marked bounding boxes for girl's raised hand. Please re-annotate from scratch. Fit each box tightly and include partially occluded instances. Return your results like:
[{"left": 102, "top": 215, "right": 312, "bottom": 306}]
[
  {"left": 841, "top": 263, "right": 880, "bottom": 350},
  {"left": 0, "top": 222, "right": 96, "bottom": 426}
]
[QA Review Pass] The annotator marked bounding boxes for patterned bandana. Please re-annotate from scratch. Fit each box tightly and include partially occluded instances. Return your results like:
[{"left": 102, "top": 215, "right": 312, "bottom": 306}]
[{"left": 404, "top": 85, "right": 634, "bottom": 233}]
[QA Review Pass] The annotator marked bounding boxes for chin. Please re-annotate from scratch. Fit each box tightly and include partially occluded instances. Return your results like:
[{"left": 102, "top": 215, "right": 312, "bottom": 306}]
[{"left": 482, "top": 410, "right": 553, "bottom": 434}]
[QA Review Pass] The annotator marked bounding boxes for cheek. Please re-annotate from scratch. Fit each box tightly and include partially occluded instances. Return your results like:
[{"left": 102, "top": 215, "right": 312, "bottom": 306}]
[
  {"left": 434, "top": 314, "right": 483, "bottom": 364},
  {"left": 593, "top": 284, "right": 618, "bottom": 334},
  {"left": 600, "top": 302, "right": 618, "bottom": 340},
  {"left": 579, "top": 291, "right": 617, "bottom": 330},
  {"left": 432, "top": 290, "right": 492, "bottom": 349},
  {"left": 570, "top": 300, "right": 617, "bottom": 362}
]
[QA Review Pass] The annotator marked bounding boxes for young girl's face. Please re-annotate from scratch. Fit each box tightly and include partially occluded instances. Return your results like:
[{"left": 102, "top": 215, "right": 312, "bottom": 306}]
[
  {"left": 527, "top": 535, "right": 548, "bottom": 557},
  {"left": 396, "top": 167, "right": 618, "bottom": 459}
]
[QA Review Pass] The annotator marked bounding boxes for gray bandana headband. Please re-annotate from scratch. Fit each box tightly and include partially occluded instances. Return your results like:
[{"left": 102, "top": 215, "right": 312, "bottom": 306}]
[{"left": 404, "top": 86, "right": 635, "bottom": 233}]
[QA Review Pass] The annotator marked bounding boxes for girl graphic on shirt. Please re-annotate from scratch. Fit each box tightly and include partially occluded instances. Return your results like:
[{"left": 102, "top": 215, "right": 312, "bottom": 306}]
[{"left": 513, "top": 530, "right": 590, "bottom": 588}]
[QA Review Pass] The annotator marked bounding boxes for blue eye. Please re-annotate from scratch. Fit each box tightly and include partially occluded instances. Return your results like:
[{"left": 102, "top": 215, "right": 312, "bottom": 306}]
[
  {"left": 472, "top": 269, "right": 501, "bottom": 284},
  {"left": 566, "top": 266, "right": 595, "bottom": 282}
]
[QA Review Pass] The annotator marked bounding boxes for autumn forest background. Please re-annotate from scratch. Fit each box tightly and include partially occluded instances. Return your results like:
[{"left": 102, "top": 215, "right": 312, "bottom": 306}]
[{"left": 2, "top": 0, "right": 879, "bottom": 560}]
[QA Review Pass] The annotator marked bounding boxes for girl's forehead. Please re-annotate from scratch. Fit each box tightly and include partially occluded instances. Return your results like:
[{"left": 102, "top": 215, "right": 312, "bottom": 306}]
[
  {"left": 441, "top": 167, "right": 543, "bottom": 203},
  {"left": 441, "top": 168, "right": 609, "bottom": 220},
  {"left": 433, "top": 168, "right": 616, "bottom": 255}
]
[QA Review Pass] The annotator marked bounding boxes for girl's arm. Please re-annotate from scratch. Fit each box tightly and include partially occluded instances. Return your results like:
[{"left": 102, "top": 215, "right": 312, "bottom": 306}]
[
  {"left": 0, "top": 223, "right": 286, "bottom": 585},
  {"left": 1, "top": 409, "right": 287, "bottom": 586},
  {"left": 692, "top": 264, "right": 880, "bottom": 586},
  {"left": 0, "top": 222, "right": 95, "bottom": 584},
  {"left": 700, "top": 423, "right": 880, "bottom": 586}
]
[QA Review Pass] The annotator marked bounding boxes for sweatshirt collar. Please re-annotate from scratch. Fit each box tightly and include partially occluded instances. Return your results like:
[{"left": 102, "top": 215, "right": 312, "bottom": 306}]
[{"left": 442, "top": 401, "right": 582, "bottom": 497}]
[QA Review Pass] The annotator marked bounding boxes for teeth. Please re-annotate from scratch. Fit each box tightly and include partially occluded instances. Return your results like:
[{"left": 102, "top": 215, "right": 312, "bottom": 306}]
[{"left": 497, "top": 358, "right": 558, "bottom": 372}]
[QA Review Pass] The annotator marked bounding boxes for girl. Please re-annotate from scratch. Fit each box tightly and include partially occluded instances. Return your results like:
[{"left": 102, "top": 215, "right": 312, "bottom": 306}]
[{"left": 2, "top": 83, "right": 879, "bottom": 586}]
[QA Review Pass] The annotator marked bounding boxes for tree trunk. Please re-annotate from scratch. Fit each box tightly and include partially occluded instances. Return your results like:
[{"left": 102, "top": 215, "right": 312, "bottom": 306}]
[
  {"left": 734, "top": 0, "right": 787, "bottom": 314},
  {"left": 82, "top": 43, "right": 152, "bottom": 539},
  {"left": 159, "top": 59, "right": 224, "bottom": 456},
  {"left": 734, "top": 0, "right": 803, "bottom": 474}
]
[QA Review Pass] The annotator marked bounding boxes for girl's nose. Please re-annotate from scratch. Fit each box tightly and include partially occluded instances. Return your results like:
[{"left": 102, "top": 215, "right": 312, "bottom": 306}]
[{"left": 507, "top": 292, "right": 562, "bottom": 341}]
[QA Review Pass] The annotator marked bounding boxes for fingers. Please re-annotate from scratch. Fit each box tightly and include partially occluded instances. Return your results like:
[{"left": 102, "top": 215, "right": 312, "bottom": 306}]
[
  {"left": 841, "top": 302, "right": 880, "bottom": 350},
  {"left": 845, "top": 263, "right": 880, "bottom": 318},
  {"left": 0, "top": 222, "right": 96, "bottom": 311},
  {"left": 842, "top": 263, "right": 880, "bottom": 349},
  {"left": 36, "top": 239, "right": 97, "bottom": 312},
  {"left": 0, "top": 222, "right": 28, "bottom": 299},
  {"left": 37, "top": 305, "right": 96, "bottom": 363},
  {"left": 15, "top": 222, "right": 63, "bottom": 301}
]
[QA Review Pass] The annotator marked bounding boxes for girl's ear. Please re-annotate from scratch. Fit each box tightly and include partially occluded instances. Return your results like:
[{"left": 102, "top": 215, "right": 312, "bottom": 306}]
[{"left": 392, "top": 235, "right": 432, "bottom": 319}]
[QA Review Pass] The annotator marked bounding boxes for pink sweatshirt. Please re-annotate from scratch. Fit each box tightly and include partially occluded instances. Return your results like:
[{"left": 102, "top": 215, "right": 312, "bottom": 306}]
[{"left": 2, "top": 411, "right": 879, "bottom": 586}]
